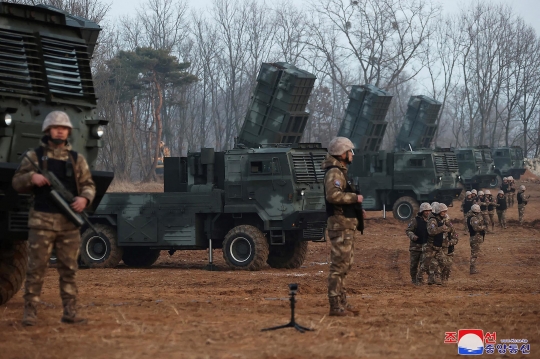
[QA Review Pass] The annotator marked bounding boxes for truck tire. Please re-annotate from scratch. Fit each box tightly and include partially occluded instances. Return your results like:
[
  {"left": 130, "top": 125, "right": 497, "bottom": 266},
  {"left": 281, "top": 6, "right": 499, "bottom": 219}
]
[
  {"left": 80, "top": 224, "right": 123, "bottom": 268},
  {"left": 489, "top": 174, "right": 502, "bottom": 189},
  {"left": 223, "top": 225, "right": 269, "bottom": 271},
  {"left": 0, "top": 241, "right": 28, "bottom": 306},
  {"left": 392, "top": 196, "right": 419, "bottom": 222},
  {"left": 267, "top": 241, "right": 308, "bottom": 269},
  {"left": 122, "top": 247, "right": 161, "bottom": 267}
]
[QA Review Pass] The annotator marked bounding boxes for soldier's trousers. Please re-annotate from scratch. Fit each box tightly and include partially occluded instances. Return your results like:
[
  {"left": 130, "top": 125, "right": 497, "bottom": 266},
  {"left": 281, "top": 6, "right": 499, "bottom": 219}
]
[
  {"left": 409, "top": 250, "right": 423, "bottom": 282},
  {"left": 469, "top": 235, "right": 483, "bottom": 268},
  {"left": 463, "top": 213, "right": 468, "bottom": 231},
  {"left": 506, "top": 193, "right": 512, "bottom": 207},
  {"left": 24, "top": 228, "right": 81, "bottom": 304},
  {"left": 429, "top": 246, "right": 444, "bottom": 279},
  {"left": 488, "top": 211, "right": 495, "bottom": 228},
  {"left": 496, "top": 209, "right": 507, "bottom": 227},
  {"left": 481, "top": 212, "right": 490, "bottom": 227},
  {"left": 421, "top": 243, "right": 434, "bottom": 275},
  {"left": 518, "top": 204, "right": 526, "bottom": 224},
  {"left": 441, "top": 247, "right": 453, "bottom": 281},
  {"left": 510, "top": 193, "right": 516, "bottom": 207},
  {"left": 327, "top": 229, "right": 355, "bottom": 298}
]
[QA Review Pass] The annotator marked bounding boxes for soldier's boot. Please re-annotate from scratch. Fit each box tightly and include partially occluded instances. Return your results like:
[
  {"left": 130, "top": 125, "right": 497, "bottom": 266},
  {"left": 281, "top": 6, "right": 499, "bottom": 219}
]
[
  {"left": 328, "top": 296, "right": 347, "bottom": 317},
  {"left": 470, "top": 265, "right": 479, "bottom": 275},
  {"left": 427, "top": 273, "right": 435, "bottom": 285},
  {"left": 434, "top": 274, "right": 442, "bottom": 285},
  {"left": 340, "top": 292, "right": 359, "bottom": 316},
  {"left": 416, "top": 275, "right": 424, "bottom": 286},
  {"left": 61, "top": 299, "right": 87, "bottom": 324},
  {"left": 22, "top": 301, "right": 38, "bottom": 327}
]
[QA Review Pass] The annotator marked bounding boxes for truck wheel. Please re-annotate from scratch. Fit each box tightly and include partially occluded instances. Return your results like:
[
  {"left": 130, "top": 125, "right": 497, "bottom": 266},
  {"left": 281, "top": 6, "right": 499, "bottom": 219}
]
[
  {"left": 80, "top": 224, "right": 123, "bottom": 268},
  {"left": 489, "top": 174, "right": 502, "bottom": 188},
  {"left": 267, "top": 241, "right": 308, "bottom": 269},
  {"left": 223, "top": 225, "right": 269, "bottom": 271},
  {"left": 0, "top": 241, "right": 28, "bottom": 305},
  {"left": 122, "top": 247, "right": 161, "bottom": 267},
  {"left": 392, "top": 196, "right": 419, "bottom": 222}
]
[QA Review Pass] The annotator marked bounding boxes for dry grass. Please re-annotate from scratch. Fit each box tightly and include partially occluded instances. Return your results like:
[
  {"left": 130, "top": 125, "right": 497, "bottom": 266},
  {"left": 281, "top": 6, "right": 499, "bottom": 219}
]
[{"left": 106, "top": 180, "right": 164, "bottom": 193}]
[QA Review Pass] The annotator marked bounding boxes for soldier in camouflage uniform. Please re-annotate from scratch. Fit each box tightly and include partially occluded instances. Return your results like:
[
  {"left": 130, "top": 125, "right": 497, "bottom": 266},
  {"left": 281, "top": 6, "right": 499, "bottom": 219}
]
[
  {"left": 461, "top": 191, "right": 474, "bottom": 232},
  {"left": 470, "top": 189, "right": 478, "bottom": 201},
  {"left": 485, "top": 190, "right": 496, "bottom": 232},
  {"left": 475, "top": 191, "right": 490, "bottom": 229},
  {"left": 405, "top": 203, "right": 432, "bottom": 286},
  {"left": 508, "top": 176, "right": 516, "bottom": 207},
  {"left": 420, "top": 202, "right": 438, "bottom": 279},
  {"left": 495, "top": 190, "right": 507, "bottom": 229},
  {"left": 322, "top": 137, "right": 364, "bottom": 317},
  {"left": 426, "top": 203, "right": 451, "bottom": 285},
  {"left": 501, "top": 177, "right": 510, "bottom": 206},
  {"left": 466, "top": 204, "right": 486, "bottom": 274},
  {"left": 12, "top": 111, "right": 95, "bottom": 326},
  {"left": 517, "top": 185, "right": 529, "bottom": 225},
  {"left": 441, "top": 210, "right": 458, "bottom": 284}
]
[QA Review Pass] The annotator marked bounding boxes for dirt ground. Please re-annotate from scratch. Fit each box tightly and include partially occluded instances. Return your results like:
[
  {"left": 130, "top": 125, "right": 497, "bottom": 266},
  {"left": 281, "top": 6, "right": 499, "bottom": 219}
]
[{"left": 1, "top": 175, "right": 539, "bottom": 359}]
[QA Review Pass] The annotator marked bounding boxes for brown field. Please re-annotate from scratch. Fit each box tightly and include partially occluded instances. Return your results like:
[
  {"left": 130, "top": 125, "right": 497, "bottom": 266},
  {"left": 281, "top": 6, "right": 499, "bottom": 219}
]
[{"left": 1, "top": 174, "right": 539, "bottom": 359}]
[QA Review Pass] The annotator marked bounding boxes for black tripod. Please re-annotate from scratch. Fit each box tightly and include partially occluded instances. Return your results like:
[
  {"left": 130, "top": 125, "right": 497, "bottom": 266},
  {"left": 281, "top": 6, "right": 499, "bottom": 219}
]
[{"left": 261, "top": 283, "right": 313, "bottom": 333}]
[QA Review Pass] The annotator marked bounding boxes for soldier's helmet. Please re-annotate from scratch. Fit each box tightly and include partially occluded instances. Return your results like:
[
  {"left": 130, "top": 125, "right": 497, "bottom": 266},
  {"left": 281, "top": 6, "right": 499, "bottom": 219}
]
[
  {"left": 508, "top": 176, "right": 514, "bottom": 181},
  {"left": 430, "top": 202, "right": 439, "bottom": 211},
  {"left": 471, "top": 189, "right": 477, "bottom": 194},
  {"left": 478, "top": 191, "right": 484, "bottom": 196},
  {"left": 435, "top": 203, "right": 448, "bottom": 214},
  {"left": 465, "top": 191, "right": 472, "bottom": 196},
  {"left": 42, "top": 111, "right": 73, "bottom": 132},
  {"left": 519, "top": 185, "right": 526, "bottom": 191},
  {"left": 498, "top": 190, "right": 504, "bottom": 195},
  {"left": 503, "top": 177, "right": 508, "bottom": 181},
  {"left": 471, "top": 204, "right": 481, "bottom": 213},
  {"left": 419, "top": 202, "right": 432, "bottom": 212},
  {"left": 327, "top": 137, "right": 355, "bottom": 156},
  {"left": 485, "top": 190, "right": 491, "bottom": 195}
]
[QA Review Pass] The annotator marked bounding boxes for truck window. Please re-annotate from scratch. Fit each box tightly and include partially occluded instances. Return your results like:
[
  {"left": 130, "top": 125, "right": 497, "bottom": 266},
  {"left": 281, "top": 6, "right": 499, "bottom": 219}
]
[
  {"left": 250, "top": 160, "right": 279, "bottom": 174},
  {"left": 408, "top": 159, "right": 425, "bottom": 167},
  {"left": 474, "top": 151, "right": 483, "bottom": 163}
]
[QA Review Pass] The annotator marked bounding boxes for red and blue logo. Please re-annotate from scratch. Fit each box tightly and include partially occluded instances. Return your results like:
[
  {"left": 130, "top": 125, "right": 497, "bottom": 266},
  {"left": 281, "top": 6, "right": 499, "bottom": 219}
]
[{"left": 457, "top": 329, "right": 484, "bottom": 355}]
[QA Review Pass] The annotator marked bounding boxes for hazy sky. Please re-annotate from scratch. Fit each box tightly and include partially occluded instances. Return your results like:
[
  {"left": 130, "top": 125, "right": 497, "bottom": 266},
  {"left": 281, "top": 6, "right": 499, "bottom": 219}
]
[{"left": 107, "top": 0, "right": 540, "bottom": 34}]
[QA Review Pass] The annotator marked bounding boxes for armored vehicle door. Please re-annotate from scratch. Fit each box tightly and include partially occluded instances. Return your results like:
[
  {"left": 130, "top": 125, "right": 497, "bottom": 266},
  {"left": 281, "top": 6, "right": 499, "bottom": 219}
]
[
  {"left": 224, "top": 153, "right": 247, "bottom": 203},
  {"left": 246, "top": 154, "right": 288, "bottom": 217},
  {"left": 115, "top": 194, "right": 158, "bottom": 245}
]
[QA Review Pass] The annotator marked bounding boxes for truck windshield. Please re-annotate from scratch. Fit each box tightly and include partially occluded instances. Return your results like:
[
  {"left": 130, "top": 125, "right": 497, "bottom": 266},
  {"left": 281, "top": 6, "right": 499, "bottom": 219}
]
[
  {"left": 483, "top": 151, "right": 492, "bottom": 162},
  {"left": 474, "top": 151, "right": 483, "bottom": 163}
]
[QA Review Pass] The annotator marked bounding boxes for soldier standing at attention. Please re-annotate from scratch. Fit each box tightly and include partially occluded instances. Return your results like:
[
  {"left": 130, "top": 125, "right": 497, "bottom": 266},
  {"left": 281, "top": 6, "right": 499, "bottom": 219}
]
[
  {"left": 441, "top": 210, "right": 458, "bottom": 284},
  {"left": 426, "top": 203, "right": 450, "bottom": 285},
  {"left": 485, "top": 190, "right": 496, "bottom": 232},
  {"left": 508, "top": 176, "right": 516, "bottom": 207},
  {"left": 12, "top": 111, "right": 95, "bottom": 326},
  {"left": 501, "top": 177, "right": 509, "bottom": 204},
  {"left": 495, "top": 190, "right": 507, "bottom": 229},
  {"left": 467, "top": 204, "right": 486, "bottom": 274},
  {"left": 405, "top": 203, "right": 432, "bottom": 286},
  {"left": 517, "top": 185, "right": 529, "bottom": 225},
  {"left": 461, "top": 191, "right": 474, "bottom": 232},
  {"left": 322, "top": 137, "right": 364, "bottom": 317}
]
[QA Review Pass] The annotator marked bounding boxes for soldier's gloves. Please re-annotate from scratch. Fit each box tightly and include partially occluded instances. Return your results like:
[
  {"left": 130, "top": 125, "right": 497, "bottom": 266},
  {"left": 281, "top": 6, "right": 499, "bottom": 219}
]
[{"left": 412, "top": 235, "right": 419, "bottom": 241}]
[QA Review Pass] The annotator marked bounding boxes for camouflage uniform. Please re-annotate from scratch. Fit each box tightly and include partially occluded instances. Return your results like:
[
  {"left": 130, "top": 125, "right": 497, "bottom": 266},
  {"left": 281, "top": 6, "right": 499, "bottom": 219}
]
[
  {"left": 322, "top": 154, "right": 358, "bottom": 315},
  {"left": 405, "top": 214, "right": 429, "bottom": 284},
  {"left": 461, "top": 197, "right": 474, "bottom": 231},
  {"left": 466, "top": 210, "right": 486, "bottom": 274},
  {"left": 517, "top": 191, "right": 528, "bottom": 224},
  {"left": 509, "top": 181, "right": 516, "bottom": 207},
  {"left": 486, "top": 195, "right": 496, "bottom": 231},
  {"left": 426, "top": 214, "right": 449, "bottom": 285},
  {"left": 496, "top": 194, "right": 507, "bottom": 228},
  {"left": 13, "top": 138, "right": 95, "bottom": 323},
  {"left": 441, "top": 215, "right": 458, "bottom": 283},
  {"left": 476, "top": 195, "right": 490, "bottom": 228}
]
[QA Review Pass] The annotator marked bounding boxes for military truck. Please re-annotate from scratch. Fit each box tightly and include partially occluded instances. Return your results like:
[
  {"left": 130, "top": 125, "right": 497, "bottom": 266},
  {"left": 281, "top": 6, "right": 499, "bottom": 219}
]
[
  {"left": 453, "top": 145, "right": 496, "bottom": 190},
  {"left": 490, "top": 146, "right": 526, "bottom": 187},
  {"left": 82, "top": 63, "right": 327, "bottom": 271},
  {"left": 339, "top": 88, "right": 461, "bottom": 222},
  {"left": 0, "top": 3, "right": 113, "bottom": 305}
]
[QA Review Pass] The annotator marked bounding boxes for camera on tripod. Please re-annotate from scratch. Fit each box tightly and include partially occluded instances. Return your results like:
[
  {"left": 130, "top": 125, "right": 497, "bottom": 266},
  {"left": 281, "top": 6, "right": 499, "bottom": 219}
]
[{"left": 288, "top": 283, "right": 298, "bottom": 294}]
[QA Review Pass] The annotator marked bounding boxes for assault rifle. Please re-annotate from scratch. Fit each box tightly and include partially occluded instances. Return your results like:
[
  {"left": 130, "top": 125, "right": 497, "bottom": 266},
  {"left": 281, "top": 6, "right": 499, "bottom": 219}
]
[
  {"left": 353, "top": 177, "right": 364, "bottom": 234},
  {"left": 22, "top": 152, "right": 107, "bottom": 239}
]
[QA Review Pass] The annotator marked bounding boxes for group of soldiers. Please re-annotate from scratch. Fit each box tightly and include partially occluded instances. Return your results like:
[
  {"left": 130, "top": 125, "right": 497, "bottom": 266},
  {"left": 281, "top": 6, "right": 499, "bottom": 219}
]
[{"left": 405, "top": 179, "right": 531, "bottom": 287}]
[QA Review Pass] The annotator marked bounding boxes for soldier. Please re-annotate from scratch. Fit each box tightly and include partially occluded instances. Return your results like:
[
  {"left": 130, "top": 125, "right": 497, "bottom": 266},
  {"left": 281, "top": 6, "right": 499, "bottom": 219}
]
[
  {"left": 441, "top": 210, "right": 458, "bottom": 284},
  {"left": 517, "top": 185, "right": 529, "bottom": 225},
  {"left": 508, "top": 176, "right": 516, "bottom": 207},
  {"left": 405, "top": 203, "right": 432, "bottom": 286},
  {"left": 426, "top": 203, "right": 450, "bottom": 285},
  {"left": 461, "top": 191, "right": 474, "bottom": 232},
  {"left": 470, "top": 189, "right": 478, "bottom": 201},
  {"left": 420, "top": 202, "right": 439, "bottom": 280},
  {"left": 466, "top": 204, "right": 486, "bottom": 274},
  {"left": 495, "top": 190, "right": 507, "bottom": 229},
  {"left": 476, "top": 191, "right": 490, "bottom": 228},
  {"left": 12, "top": 111, "right": 95, "bottom": 326},
  {"left": 485, "top": 190, "right": 496, "bottom": 232},
  {"left": 501, "top": 176, "right": 509, "bottom": 202},
  {"left": 322, "top": 137, "right": 364, "bottom": 317}
]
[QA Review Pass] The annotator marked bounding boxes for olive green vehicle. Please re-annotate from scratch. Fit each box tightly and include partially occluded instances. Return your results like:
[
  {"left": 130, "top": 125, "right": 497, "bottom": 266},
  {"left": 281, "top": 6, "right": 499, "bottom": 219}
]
[
  {"left": 490, "top": 146, "right": 526, "bottom": 187},
  {"left": 339, "top": 88, "right": 461, "bottom": 222},
  {"left": 0, "top": 3, "right": 113, "bottom": 305},
  {"left": 453, "top": 145, "right": 497, "bottom": 190},
  {"left": 83, "top": 63, "right": 327, "bottom": 271}
]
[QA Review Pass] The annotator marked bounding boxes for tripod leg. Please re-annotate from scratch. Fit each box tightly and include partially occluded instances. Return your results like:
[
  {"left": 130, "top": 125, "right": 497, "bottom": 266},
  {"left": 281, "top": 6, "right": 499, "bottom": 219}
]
[
  {"left": 261, "top": 322, "right": 294, "bottom": 332},
  {"left": 295, "top": 323, "right": 313, "bottom": 332}
]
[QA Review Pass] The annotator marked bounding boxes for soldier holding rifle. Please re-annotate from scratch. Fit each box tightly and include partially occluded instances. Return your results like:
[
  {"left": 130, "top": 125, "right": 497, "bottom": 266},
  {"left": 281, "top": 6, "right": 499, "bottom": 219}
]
[{"left": 12, "top": 111, "right": 95, "bottom": 326}]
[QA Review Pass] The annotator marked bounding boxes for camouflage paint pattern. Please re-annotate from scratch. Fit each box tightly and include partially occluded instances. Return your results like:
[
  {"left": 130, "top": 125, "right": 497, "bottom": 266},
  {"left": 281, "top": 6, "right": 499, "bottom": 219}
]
[
  {"left": 492, "top": 146, "right": 526, "bottom": 180},
  {"left": 327, "top": 229, "right": 355, "bottom": 298},
  {"left": 467, "top": 211, "right": 486, "bottom": 270},
  {"left": 453, "top": 147, "right": 496, "bottom": 189}
]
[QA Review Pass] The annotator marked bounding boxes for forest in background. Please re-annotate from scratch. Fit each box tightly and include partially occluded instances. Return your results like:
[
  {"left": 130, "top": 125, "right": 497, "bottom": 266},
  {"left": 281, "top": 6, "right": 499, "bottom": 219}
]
[{"left": 11, "top": 0, "right": 540, "bottom": 180}]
